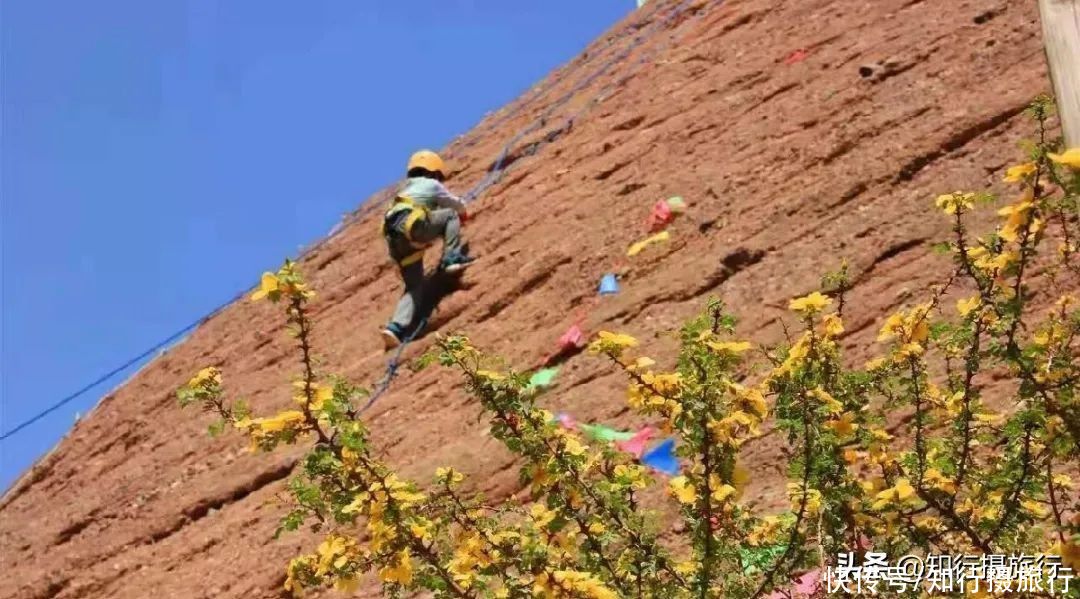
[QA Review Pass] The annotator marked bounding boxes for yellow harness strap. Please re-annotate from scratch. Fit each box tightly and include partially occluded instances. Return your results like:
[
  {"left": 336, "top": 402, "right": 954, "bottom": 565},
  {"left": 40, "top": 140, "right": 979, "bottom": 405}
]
[
  {"left": 398, "top": 250, "right": 425, "bottom": 267},
  {"left": 382, "top": 195, "right": 432, "bottom": 266}
]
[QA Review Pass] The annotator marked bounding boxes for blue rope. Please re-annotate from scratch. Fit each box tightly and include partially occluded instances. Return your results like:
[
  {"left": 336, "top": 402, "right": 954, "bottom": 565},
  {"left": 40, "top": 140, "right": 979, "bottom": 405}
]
[
  {"left": 458, "top": 0, "right": 670, "bottom": 150},
  {"left": 0, "top": 290, "right": 246, "bottom": 441},
  {"left": 461, "top": 0, "right": 704, "bottom": 204},
  {"left": 1, "top": 0, "right": 716, "bottom": 438},
  {"left": 361, "top": 0, "right": 713, "bottom": 412},
  {"left": 361, "top": 316, "right": 428, "bottom": 412}
]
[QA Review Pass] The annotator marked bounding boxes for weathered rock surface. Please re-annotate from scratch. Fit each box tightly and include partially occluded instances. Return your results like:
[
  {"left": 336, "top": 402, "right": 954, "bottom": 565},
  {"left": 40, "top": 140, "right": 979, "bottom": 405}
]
[{"left": 1, "top": 0, "right": 1065, "bottom": 597}]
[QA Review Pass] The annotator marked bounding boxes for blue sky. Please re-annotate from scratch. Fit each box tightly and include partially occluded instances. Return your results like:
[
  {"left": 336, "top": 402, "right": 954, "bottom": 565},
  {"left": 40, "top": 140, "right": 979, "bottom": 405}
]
[{"left": 0, "top": 0, "right": 633, "bottom": 490}]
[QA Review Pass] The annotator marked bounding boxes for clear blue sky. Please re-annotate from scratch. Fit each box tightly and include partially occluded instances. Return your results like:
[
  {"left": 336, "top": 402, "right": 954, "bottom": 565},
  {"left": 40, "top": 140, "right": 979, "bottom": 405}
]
[{"left": 0, "top": 1, "right": 632, "bottom": 490}]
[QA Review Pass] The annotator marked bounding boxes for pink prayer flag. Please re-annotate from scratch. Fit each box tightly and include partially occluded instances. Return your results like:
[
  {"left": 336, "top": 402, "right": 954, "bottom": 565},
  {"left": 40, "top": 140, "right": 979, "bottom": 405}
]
[
  {"left": 784, "top": 48, "right": 810, "bottom": 65},
  {"left": 646, "top": 200, "right": 675, "bottom": 232},
  {"left": 556, "top": 413, "right": 578, "bottom": 430},
  {"left": 765, "top": 569, "right": 822, "bottom": 599},
  {"left": 558, "top": 324, "right": 586, "bottom": 350},
  {"left": 792, "top": 569, "right": 822, "bottom": 595},
  {"left": 615, "top": 426, "right": 655, "bottom": 458}
]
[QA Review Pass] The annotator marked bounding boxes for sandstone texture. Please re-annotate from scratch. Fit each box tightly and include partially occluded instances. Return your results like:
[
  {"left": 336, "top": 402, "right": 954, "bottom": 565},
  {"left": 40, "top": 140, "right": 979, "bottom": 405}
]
[{"left": 0, "top": 0, "right": 1066, "bottom": 597}]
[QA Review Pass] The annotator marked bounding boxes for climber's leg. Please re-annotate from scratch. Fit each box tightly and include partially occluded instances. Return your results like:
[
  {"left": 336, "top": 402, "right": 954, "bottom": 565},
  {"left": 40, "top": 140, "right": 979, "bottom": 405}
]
[
  {"left": 410, "top": 208, "right": 474, "bottom": 272},
  {"left": 382, "top": 258, "right": 425, "bottom": 349}
]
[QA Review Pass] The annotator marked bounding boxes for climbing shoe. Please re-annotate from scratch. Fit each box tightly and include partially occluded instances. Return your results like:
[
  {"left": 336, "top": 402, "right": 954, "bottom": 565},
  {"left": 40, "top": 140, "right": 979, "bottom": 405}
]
[
  {"left": 439, "top": 251, "right": 476, "bottom": 274},
  {"left": 380, "top": 325, "right": 405, "bottom": 350}
]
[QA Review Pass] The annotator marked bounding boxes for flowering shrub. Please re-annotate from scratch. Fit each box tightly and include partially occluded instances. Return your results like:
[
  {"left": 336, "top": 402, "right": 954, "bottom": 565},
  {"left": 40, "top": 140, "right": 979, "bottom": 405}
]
[{"left": 180, "top": 99, "right": 1079, "bottom": 597}]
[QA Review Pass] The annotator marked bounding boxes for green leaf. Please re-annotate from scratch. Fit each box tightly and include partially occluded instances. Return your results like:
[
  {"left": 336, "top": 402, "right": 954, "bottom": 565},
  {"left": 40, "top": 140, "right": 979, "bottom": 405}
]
[
  {"left": 740, "top": 543, "right": 788, "bottom": 575},
  {"left": 930, "top": 241, "right": 953, "bottom": 255},
  {"left": 275, "top": 509, "right": 306, "bottom": 539},
  {"left": 208, "top": 419, "right": 225, "bottom": 437}
]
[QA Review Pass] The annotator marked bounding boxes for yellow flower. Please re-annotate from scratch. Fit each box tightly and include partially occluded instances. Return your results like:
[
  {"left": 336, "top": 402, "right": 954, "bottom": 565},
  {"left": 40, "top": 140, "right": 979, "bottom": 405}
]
[
  {"left": 924, "top": 468, "right": 956, "bottom": 494},
  {"left": 292, "top": 382, "right": 333, "bottom": 410},
  {"left": 409, "top": 520, "right": 433, "bottom": 542},
  {"left": 711, "top": 483, "right": 737, "bottom": 503},
  {"left": 896, "top": 342, "right": 925, "bottom": 359},
  {"left": 789, "top": 291, "right": 832, "bottom": 314},
  {"left": 877, "top": 304, "right": 931, "bottom": 345},
  {"left": 1052, "top": 473, "right": 1073, "bottom": 489},
  {"left": 315, "top": 535, "right": 352, "bottom": 577},
  {"left": 435, "top": 466, "right": 465, "bottom": 484},
  {"left": 733, "top": 384, "right": 768, "bottom": 420},
  {"left": 669, "top": 476, "right": 697, "bottom": 504},
  {"left": 598, "top": 331, "right": 637, "bottom": 347},
  {"left": 1021, "top": 499, "right": 1049, "bottom": 519},
  {"left": 956, "top": 296, "right": 981, "bottom": 317},
  {"left": 386, "top": 475, "right": 426, "bottom": 506},
  {"left": 552, "top": 570, "right": 618, "bottom": 599},
  {"left": 589, "top": 331, "right": 639, "bottom": 356},
  {"left": 255, "top": 410, "right": 307, "bottom": 433},
  {"left": 705, "top": 340, "right": 753, "bottom": 354},
  {"left": 747, "top": 516, "right": 783, "bottom": 545},
  {"left": 864, "top": 357, "right": 887, "bottom": 371},
  {"left": 1032, "top": 330, "right": 1049, "bottom": 349},
  {"left": 708, "top": 411, "right": 759, "bottom": 447},
  {"left": 997, "top": 194, "right": 1035, "bottom": 243},
  {"left": 379, "top": 550, "right": 414, "bottom": 585},
  {"left": 809, "top": 387, "right": 843, "bottom": 414},
  {"left": 250, "top": 272, "right": 281, "bottom": 301},
  {"left": 974, "top": 250, "right": 1018, "bottom": 273},
  {"left": 787, "top": 483, "right": 822, "bottom": 516},
  {"left": 475, "top": 369, "right": 505, "bottom": 381},
  {"left": 587, "top": 520, "right": 606, "bottom": 535},
  {"left": 872, "top": 478, "right": 918, "bottom": 510},
  {"left": 732, "top": 463, "right": 751, "bottom": 493},
  {"left": 1049, "top": 539, "right": 1080, "bottom": 570},
  {"left": 560, "top": 434, "right": 587, "bottom": 456},
  {"left": 530, "top": 504, "right": 557, "bottom": 529},
  {"left": 842, "top": 448, "right": 860, "bottom": 464},
  {"left": 935, "top": 191, "right": 975, "bottom": 215},
  {"left": 334, "top": 577, "right": 359, "bottom": 593},
  {"left": 773, "top": 333, "right": 812, "bottom": 376},
  {"left": 824, "top": 412, "right": 859, "bottom": 439},
  {"left": 613, "top": 464, "right": 649, "bottom": 490},
  {"left": 1048, "top": 147, "right": 1080, "bottom": 168},
  {"left": 914, "top": 516, "right": 943, "bottom": 533},
  {"left": 1003, "top": 162, "right": 1037, "bottom": 183},
  {"left": 626, "top": 356, "right": 656, "bottom": 371},
  {"left": 189, "top": 366, "right": 221, "bottom": 387},
  {"left": 674, "top": 560, "right": 698, "bottom": 576},
  {"left": 821, "top": 313, "right": 844, "bottom": 337}
]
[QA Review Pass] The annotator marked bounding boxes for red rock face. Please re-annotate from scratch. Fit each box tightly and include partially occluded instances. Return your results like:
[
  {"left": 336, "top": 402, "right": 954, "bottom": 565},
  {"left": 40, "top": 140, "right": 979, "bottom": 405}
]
[{"left": 0, "top": 0, "right": 1065, "bottom": 597}]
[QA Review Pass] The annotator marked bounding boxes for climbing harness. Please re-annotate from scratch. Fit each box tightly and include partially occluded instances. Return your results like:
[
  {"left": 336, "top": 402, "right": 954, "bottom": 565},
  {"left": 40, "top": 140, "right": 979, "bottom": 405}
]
[
  {"left": 382, "top": 195, "right": 436, "bottom": 267},
  {"left": 1, "top": 0, "right": 720, "bottom": 441},
  {"left": 361, "top": 0, "right": 718, "bottom": 415}
]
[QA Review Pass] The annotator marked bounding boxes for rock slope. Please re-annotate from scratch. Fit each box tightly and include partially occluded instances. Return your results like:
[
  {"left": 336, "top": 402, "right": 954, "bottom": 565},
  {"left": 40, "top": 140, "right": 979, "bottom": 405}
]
[{"left": 0, "top": 0, "right": 1064, "bottom": 597}]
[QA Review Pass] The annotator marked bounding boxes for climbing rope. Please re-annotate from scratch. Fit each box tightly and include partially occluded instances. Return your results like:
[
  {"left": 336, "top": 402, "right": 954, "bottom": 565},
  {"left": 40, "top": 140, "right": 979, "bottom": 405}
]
[
  {"left": 458, "top": 0, "right": 670, "bottom": 150},
  {"left": 362, "top": 0, "right": 715, "bottom": 412},
  {"left": 0, "top": 290, "right": 247, "bottom": 441},
  {"left": 461, "top": 0, "right": 704, "bottom": 204},
  {"left": 360, "top": 316, "right": 429, "bottom": 412},
  {"left": 1, "top": 0, "right": 717, "bottom": 439}
]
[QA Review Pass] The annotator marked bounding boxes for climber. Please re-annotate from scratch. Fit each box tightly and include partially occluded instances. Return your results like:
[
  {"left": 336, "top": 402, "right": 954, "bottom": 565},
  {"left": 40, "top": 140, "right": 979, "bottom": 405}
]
[{"left": 380, "top": 149, "right": 475, "bottom": 350}]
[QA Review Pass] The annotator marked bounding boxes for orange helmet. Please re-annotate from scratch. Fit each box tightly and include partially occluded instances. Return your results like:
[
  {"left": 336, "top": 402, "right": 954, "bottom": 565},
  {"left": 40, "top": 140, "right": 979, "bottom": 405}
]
[{"left": 407, "top": 150, "right": 447, "bottom": 178}]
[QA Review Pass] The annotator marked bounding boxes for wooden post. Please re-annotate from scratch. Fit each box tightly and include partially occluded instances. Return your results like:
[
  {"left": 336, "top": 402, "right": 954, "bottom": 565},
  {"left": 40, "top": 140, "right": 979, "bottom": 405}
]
[{"left": 1038, "top": 0, "right": 1080, "bottom": 147}]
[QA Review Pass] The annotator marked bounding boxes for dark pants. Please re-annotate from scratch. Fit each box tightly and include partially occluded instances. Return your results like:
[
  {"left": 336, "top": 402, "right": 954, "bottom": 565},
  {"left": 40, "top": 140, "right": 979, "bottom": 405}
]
[{"left": 385, "top": 208, "right": 463, "bottom": 331}]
